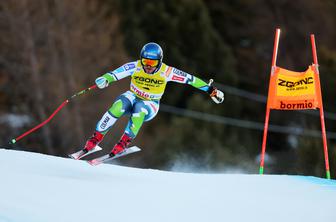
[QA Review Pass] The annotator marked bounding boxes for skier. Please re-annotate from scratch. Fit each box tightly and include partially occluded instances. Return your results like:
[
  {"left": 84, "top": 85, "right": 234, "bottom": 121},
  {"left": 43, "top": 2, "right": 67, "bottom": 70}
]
[{"left": 83, "top": 42, "right": 224, "bottom": 157}]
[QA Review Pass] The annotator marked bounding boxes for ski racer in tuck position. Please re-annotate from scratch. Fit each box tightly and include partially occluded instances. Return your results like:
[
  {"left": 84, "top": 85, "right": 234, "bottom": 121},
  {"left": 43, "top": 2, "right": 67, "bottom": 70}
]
[{"left": 82, "top": 42, "right": 224, "bottom": 158}]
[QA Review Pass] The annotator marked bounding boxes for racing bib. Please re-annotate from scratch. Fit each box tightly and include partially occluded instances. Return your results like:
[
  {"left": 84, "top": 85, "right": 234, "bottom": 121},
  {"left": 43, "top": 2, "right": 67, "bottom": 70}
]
[{"left": 130, "top": 61, "right": 168, "bottom": 100}]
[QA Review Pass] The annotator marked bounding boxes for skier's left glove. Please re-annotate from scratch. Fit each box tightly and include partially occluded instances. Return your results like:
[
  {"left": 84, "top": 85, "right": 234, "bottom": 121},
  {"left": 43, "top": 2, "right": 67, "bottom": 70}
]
[
  {"left": 95, "top": 76, "right": 109, "bottom": 89},
  {"left": 207, "top": 79, "right": 224, "bottom": 104}
]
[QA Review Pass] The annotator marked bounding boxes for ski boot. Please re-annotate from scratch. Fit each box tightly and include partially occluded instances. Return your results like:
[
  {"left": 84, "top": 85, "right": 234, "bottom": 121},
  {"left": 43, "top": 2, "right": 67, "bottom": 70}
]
[
  {"left": 110, "top": 134, "right": 132, "bottom": 157},
  {"left": 83, "top": 131, "right": 104, "bottom": 153}
]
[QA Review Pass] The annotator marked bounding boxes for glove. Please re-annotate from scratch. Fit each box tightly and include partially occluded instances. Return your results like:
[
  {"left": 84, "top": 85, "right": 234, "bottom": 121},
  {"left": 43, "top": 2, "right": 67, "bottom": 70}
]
[
  {"left": 95, "top": 76, "right": 109, "bottom": 89},
  {"left": 207, "top": 79, "right": 224, "bottom": 104},
  {"left": 209, "top": 87, "right": 224, "bottom": 104}
]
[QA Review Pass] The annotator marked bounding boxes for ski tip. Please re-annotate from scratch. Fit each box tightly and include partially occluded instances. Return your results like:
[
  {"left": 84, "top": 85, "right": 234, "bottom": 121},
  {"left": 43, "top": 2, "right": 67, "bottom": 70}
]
[
  {"left": 87, "top": 160, "right": 99, "bottom": 166},
  {"left": 68, "top": 154, "right": 77, "bottom": 160},
  {"left": 9, "top": 139, "right": 16, "bottom": 144}
]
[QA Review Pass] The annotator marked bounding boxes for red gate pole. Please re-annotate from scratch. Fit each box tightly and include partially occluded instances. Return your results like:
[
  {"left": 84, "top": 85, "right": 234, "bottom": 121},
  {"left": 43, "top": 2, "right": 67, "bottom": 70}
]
[
  {"left": 311, "top": 34, "right": 331, "bottom": 179},
  {"left": 259, "top": 28, "right": 281, "bottom": 174},
  {"left": 259, "top": 108, "right": 271, "bottom": 175}
]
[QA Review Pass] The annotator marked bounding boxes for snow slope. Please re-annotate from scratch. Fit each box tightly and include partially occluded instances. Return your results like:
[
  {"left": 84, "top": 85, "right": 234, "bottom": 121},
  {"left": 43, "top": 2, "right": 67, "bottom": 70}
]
[{"left": 0, "top": 148, "right": 335, "bottom": 222}]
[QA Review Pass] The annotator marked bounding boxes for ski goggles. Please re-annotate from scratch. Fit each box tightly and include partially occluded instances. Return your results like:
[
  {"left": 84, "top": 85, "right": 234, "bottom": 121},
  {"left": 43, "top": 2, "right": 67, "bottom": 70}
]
[{"left": 141, "top": 58, "right": 159, "bottom": 67}]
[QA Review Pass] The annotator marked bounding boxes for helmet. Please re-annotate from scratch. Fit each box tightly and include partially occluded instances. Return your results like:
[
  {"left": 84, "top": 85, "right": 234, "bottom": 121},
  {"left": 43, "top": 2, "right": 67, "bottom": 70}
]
[{"left": 140, "top": 42, "right": 163, "bottom": 71}]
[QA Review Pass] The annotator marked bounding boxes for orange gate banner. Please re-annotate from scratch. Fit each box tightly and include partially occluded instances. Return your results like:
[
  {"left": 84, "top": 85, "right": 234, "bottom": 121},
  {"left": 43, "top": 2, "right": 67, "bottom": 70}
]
[
  {"left": 266, "top": 65, "right": 322, "bottom": 110},
  {"left": 260, "top": 28, "right": 330, "bottom": 179}
]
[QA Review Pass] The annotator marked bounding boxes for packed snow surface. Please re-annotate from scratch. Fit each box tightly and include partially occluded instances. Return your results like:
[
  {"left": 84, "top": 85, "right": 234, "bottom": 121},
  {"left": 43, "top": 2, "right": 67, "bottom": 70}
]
[{"left": 0, "top": 148, "right": 335, "bottom": 222}]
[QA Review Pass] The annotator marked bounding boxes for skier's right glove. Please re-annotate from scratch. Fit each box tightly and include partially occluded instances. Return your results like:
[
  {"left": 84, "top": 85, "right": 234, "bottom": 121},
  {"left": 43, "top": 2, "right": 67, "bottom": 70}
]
[{"left": 95, "top": 76, "right": 109, "bottom": 89}]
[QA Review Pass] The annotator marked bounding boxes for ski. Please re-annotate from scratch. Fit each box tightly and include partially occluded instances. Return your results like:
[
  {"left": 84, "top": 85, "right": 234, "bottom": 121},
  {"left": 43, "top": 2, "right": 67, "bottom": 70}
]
[
  {"left": 87, "top": 146, "right": 141, "bottom": 166},
  {"left": 68, "top": 145, "right": 103, "bottom": 160}
]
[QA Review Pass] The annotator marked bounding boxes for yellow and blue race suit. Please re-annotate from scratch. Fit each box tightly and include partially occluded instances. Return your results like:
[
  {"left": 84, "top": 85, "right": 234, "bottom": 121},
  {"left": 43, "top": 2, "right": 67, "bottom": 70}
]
[{"left": 95, "top": 60, "right": 211, "bottom": 138}]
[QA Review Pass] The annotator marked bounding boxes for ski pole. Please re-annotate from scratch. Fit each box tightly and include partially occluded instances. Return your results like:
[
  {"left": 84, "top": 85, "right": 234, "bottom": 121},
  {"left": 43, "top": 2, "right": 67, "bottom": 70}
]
[{"left": 9, "top": 84, "right": 97, "bottom": 144}]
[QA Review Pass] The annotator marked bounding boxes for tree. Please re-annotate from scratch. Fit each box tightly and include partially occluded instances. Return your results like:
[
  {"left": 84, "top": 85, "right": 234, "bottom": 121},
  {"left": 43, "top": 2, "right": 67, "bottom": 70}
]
[{"left": 0, "top": 0, "right": 127, "bottom": 155}]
